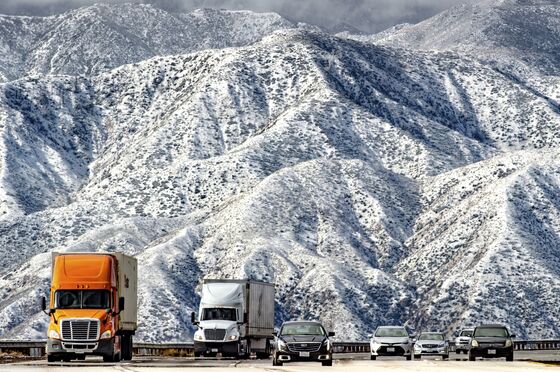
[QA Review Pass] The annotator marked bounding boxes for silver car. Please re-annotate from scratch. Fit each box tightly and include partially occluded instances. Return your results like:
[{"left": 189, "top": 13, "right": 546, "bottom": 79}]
[
  {"left": 370, "top": 326, "right": 413, "bottom": 360},
  {"left": 413, "top": 332, "right": 449, "bottom": 360},
  {"left": 454, "top": 328, "right": 474, "bottom": 354}
]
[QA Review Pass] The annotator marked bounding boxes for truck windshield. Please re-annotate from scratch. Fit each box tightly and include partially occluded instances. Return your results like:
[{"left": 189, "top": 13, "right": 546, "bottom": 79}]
[
  {"left": 460, "top": 330, "right": 473, "bottom": 337},
  {"left": 375, "top": 328, "right": 409, "bottom": 337},
  {"left": 419, "top": 333, "right": 444, "bottom": 341},
  {"left": 202, "top": 308, "right": 237, "bottom": 321},
  {"left": 474, "top": 327, "right": 508, "bottom": 337},
  {"left": 55, "top": 290, "right": 110, "bottom": 309},
  {"left": 281, "top": 323, "right": 326, "bottom": 336}
]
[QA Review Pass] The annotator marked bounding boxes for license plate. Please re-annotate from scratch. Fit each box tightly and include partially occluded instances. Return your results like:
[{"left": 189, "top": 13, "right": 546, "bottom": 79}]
[
  {"left": 211, "top": 348, "right": 218, "bottom": 353},
  {"left": 387, "top": 347, "right": 395, "bottom": 352},
  {"left": 488, "top": 349, "right": 496, "bottom": 355},
  {"left": 299, "top": 352, "right": 310, "bottom": 357}
]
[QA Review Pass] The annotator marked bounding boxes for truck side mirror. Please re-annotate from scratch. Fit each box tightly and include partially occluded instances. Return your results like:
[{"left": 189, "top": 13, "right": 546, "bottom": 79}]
[
  {"left": 510, "top": 334, "right": 516, "bottom": 338},
  {"left": 119, "top": 297, "right": 125, "bottom": 312},
  {"left": 272, "top": 331, "right": 277, "bottom": 336},
  {"left": 191, "top": 312, "right": 198, "bottom": 325},
  {"left": 328, "top": 331, "right": 335, "bottom": 337},
  {"left": 243, "top": 313, "right": 248, "bottom": 323},
  {"left": 41, "top": 296, "right": 47, "bottom": 311}
]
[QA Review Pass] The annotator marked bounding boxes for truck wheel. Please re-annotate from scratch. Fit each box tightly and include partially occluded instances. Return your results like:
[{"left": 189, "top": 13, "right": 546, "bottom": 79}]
[
  {"left": 370, "top": 355, "right": 376, "bottom": 360},
  {"left": 506, "top": 353, "right": 514, "bottom": 362},
  {"left": 455, "top": 349, "right": 461, "bottom": 354},
  {"left": 442, "top": 354, "right": 448, "bottom": 360},
  {"left": 406, "top": 355, "right": 412, "bottom": 361},
  {"left": 122, "top": 335, "right": 133, "bottom": 360},
  {"left": 414, "top": 354, "right": 421, "bottom": 360},
  {"left": 322, "top": 360, "right": 333, "bottom": 366},
  {"left": 468, "top": 352, "right": 476, "bottom": 361},
  {"left": 194, "top": 351, "right": 202, "bottom": 358},
  {"left": 103, "top": 354, "right": 114, "bottom": 363}
]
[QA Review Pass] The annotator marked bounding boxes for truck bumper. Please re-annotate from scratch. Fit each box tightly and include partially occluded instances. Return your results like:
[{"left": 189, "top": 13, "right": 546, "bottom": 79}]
[
  {"left": 194, "top": 341, "right": 240, "bottom": 356},
  {"left": 47, "top": 338, "right": 114, "bottom": 357}
]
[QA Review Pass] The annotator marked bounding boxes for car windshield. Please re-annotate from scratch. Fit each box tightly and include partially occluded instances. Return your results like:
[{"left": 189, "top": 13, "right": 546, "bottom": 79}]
[
  {"left": 202, "top": 308, "right": 237, "bottom": 321},
  {"left": 281, "top": 323, "right": 326, "bottom": 336},
  {"left": 419, "top": 333, "right": 444, "bottom": 341},
  {"left": 460, "top": 330, "right": 473, "bottom": 337},
  {"left": 474, "top": 327, "right": 508, "bottom": 337},
  {"left": 375, "top": 328, "right": 409, "bottom": 337},
  {"left": 55, "top": 290, "right": 110, "bottom": 309}
]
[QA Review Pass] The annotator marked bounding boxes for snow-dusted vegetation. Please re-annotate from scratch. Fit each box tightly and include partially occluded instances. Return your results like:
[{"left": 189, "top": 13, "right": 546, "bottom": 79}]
[{"left": 0, "top": 0, "right": 559, "bottom": 341}]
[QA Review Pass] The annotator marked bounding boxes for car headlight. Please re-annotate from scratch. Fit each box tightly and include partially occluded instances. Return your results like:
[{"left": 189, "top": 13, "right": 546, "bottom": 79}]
[
  {"left": 505, "top": 339, "right": 513, "bottom": 347},
  {"left": 100, "top": 330, "right": 112, "bottom": 339},
  {"left": 414, "top": 343, "right": 422, "bottom": 349},
  {"left": 194, "top": 330, "right": 204, "bottom": 341},
  {"left": 277, "top": 339, "right": 287, "bottom": 351},
  {"left": 48, "top": 330, "right": 60, "bottom": 340},
  {"left": 228, "top": 334, "right": 239, "bottom": 341},
  {"left": 471, "top": 339, "right": 479, "bottom": 348},
  {"left": 323, "top": 339, "right": 331, "bottom": 351}
]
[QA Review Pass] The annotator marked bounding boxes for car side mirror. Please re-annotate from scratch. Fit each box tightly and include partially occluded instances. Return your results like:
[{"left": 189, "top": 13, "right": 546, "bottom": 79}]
[
  {"left": 510, "top": 334, "right": 516, "bottom": 338},
  {"left": 118, "top": 297, "right": 125, "bottom": 312},
  {"left": 328, "top": 331, "right": 335, "bottom": 337},
  {"left": 367, "top": 334, "right": 373, "bottom": 338}
]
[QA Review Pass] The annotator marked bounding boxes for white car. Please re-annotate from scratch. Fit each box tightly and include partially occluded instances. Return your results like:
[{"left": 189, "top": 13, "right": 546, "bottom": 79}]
[
  {"left": 454, "top": 328, "right": 474, "bottom": 354},
  {"left": 413, "top": 332, "right": 448, "bottom": 359},
  {"left": 370, "top": 326, "right": 413, "bottom": 360}
]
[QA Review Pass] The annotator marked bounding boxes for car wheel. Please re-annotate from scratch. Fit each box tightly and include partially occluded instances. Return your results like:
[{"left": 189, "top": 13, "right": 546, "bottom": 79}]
[
  {"left": 468, "top": 352, "right": 476, "bottom": 361},
  {"left": 47, "top": 355, "right": 59, "bottom": 363},
  {"left": 272, "top": 358, "right": 283, "bottom": 366},
  {"left": 370, "top": 355, "right": 376, "bottom": 360},
  {"left": 506, "top": 353, "right": 514, "bottom": 362},
  {"left": 322, "top": 360, "right": 333, "bottom": 366},
  {"left": 406, "top": 355, "right": 412, "bottom": 361},
  {"left": 414, "top": 355, "right": 421, "bottom": 360},
  {"left": 443, "top": 354, "right": 449, "bottom": 360},
  {"left": 455, "top": 349, "right": 461, "bottom": 354}
]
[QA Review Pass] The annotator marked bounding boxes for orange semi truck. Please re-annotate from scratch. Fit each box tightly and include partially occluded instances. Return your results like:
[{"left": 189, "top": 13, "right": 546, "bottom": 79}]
[{"left": 41, "top": 252, "right": 137, "bottom": 362}]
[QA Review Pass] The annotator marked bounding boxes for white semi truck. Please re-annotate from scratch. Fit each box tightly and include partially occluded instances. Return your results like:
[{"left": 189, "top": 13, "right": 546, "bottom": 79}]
[{"left": 191, "top": 279, "right": 275, "bottom": 359}]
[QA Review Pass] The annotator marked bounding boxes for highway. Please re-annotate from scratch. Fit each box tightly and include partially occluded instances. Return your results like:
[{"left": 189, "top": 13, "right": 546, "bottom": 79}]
[{"left": 2, "top": 351, "right": 559, "bottom": 371}]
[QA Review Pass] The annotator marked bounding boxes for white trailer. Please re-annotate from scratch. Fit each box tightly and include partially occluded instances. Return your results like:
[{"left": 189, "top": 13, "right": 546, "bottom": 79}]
[{"left": 192, "top": 279, "right": 275, "bottom": 358}]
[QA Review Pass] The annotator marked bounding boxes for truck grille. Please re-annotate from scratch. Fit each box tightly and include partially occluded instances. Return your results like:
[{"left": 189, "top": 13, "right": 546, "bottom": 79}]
[
  {"left": 61, "top": 319, "right": 99, "bottom": 341},
  {"left": 287, "top": 342, "right": 321, "bottom": 352},
  {"left": 204, "top": 329, "right": 226, "bottom": 341}
]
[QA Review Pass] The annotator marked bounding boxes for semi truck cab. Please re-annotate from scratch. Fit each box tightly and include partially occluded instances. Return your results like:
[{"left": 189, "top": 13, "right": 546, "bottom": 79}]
[
  {"left": 42, "top": 253, "right": 137, "bottom": 363},
  {"left": 192, "top": 280, "right": 274, "bottom": 359}
]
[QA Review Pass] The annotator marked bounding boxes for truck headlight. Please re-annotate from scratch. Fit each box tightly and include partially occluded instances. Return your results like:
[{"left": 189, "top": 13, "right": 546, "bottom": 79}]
[
  {"left": 228, "top": 334, "right": 239, "bottom": 341},
  {"left": 48, "top": 330, "right": 60, "bottom": 340},
  {"left": 100, "top": 330, "right": 112, "bottom": 339},
  {"left": 505, "top": 339, "right": 513, "bottom": 348},
  {"left": 471, "top": 339, "right": 479, "bottom": 348},
  {"left": 194, "top": 330, "right": 204, "bottom": 341}
]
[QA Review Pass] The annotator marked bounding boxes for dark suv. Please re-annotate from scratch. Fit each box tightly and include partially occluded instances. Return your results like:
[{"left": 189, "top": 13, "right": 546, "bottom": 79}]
[
  {"left": 272, "top": 321, "right": 334, "bottom": 366},
  {"left": 469, "top": 324, "right": 515, "bottom": 361}
]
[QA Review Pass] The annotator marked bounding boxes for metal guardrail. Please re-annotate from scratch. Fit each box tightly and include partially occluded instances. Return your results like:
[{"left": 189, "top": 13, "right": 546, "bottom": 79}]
[{"left": 2, "top": 339, "right": 560, "bottom": 357}]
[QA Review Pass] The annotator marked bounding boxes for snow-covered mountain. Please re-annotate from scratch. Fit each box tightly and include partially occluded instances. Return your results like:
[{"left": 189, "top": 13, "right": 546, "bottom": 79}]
[
  {"left": 0, "top": 1, "right": 559, "bottom": 342},
  {"left": 0, "top": 3, "right": 294, "bottom": 82},
  {"left": 345, "top": 0, "right": 560, "bottom": 75}
]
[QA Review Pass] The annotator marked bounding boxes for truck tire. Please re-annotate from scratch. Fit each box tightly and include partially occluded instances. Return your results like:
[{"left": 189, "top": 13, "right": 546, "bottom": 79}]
[
  {"left": 370, "top": 355, "right": 376, "bottom": 360},
  {"left": 322, "top": 360, "right": 333, "bottom": 366},
  {"left": 406, "top": 355, "right": 412, "bottom": 361},
  {"left": 414, "top": 354, "right": 421, "bottom": 360},
  {"left": 122, "top": 335, "right": 133, "bottom": 360},
  {"left": 506, "top": 352, "right": 514, "bottom": 362},
  {"left": 468, "top": 352, "right": 476, "bottom": 361}
]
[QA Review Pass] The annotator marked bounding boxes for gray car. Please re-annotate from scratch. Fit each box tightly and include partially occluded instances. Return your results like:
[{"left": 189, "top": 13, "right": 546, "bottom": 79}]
[
  {"left": 370, "top": 326, "right": 413, "bottom": 360},
  {"left": 454, "top": 328, "right": 474, "bottom": 354},
  {"left": 413, "top": 332, "right": 448, "bottom": 360}
]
